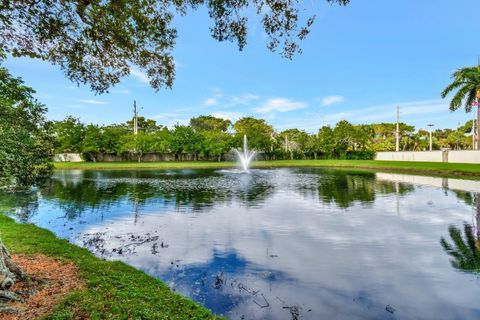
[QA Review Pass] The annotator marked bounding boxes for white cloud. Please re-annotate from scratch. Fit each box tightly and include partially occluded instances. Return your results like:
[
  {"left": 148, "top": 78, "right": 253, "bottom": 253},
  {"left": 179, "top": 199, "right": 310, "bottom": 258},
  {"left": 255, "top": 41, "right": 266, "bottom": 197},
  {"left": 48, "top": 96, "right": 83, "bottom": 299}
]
[
  {"left": 203, "top": 88, "right": 224, "bottom": 106},
  {"left": 227, "top": 93, "right": 260, "bottom": 107},
  {"left": 211, "top": 111, "right": 244, "bottom": 122},
  {"left": 321, "top": 95, "right": 345, "bottom": 106},
  {"left": 354, "top": 99, "right": 448, "bottom": 123},
  {"left": 204, "top": 98, "right": 218, "bottom": 106},
  {"left": 151, "top": 113, "right": 184, "bottom": 120},
  {"left": 79, "top": 99, "right": 108, "bottom": 105},
  {"left": 273, "top": 99, "right": 456, "bottom": 133},
  {"left": 130, "top": 67, "right": 149, "bottom": 83},
  {"left": 254, "top": 98, "right": 307, "bottom": 114}
]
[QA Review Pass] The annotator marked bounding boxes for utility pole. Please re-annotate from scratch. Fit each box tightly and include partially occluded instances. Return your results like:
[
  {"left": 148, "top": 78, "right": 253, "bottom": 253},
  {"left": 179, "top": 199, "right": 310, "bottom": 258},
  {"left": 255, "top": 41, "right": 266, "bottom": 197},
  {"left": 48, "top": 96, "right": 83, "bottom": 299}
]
[
  {"left": 133, "top": 100, "right": 138, "bottom": 135},
  {"left": 428, "top": 124, "right": 434, "bottom": 151},
  {"left": 395, "top": 106, "right": 400, "bottom": 152}
]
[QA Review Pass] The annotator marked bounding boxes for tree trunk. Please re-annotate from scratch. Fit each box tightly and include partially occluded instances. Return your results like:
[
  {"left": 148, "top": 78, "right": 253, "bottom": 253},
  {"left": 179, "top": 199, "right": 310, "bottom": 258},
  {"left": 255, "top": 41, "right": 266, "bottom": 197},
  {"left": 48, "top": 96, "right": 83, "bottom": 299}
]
[
  {"left": 477, "top": 99, "right": 480, "bottom": 150},
  {"left": 0, "top": 239, "right": 25, "bottom": 312}
]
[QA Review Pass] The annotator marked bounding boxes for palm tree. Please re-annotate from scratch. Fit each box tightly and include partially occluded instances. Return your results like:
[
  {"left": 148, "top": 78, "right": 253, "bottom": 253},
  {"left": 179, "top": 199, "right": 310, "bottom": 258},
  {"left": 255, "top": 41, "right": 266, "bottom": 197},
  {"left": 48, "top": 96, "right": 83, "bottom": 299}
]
[
  {"left": 440, "top": 223, "right": 480, "bottom": 272},
  {"left": 441, "top": 66, "right": 480, "bottom": 149}
]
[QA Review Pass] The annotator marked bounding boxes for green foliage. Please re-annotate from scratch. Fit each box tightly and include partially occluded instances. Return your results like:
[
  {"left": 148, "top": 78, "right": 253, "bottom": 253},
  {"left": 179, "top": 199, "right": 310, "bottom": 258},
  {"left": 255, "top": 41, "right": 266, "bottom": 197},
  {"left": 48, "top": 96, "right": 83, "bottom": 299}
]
[
  {"left": 190, "top": 115, "right": 231, "bottom": 132},
  {"left": 152, "top": 127, "right": 173, "bottom": 153},
  {"left": 333, "top": 120, "right": 356, "bottom": 155},
  {"left": 81, "top": 125, "right": 103, "bottom": 162},
  {"left": 170, "top": 125, "right": 202, "bottom": 159},
  {"left": 0, "top": 0, "right": 350, "bottom": 93},
  {"left": 0, "top": 55, "right": 53, "bottom": 189},
  {"left": 442, "top": 66, "right": 480, "bottom": 112},
  {"left": 120, "top": 132, "right": 156, "bottom": 162},
  {"left": 102, "top": 125, "right": 129, "bottom": 154},
  {"left": 53, "top": 117, "right": 86, "bottom": 153},
  {"left": 441, "top": 223, "right": 480, "bottom": 272},
  {"left": 126, "top": 117, "right": 160, "bottom": 132},
  {"left": 233, "top": 117, "right": 274, "bottom": 153},
  {"left": 344, "top": 150, "right": 376, "bottom": 160},
  {"left": 50, "top": 114, "right": 480, "bottom": 162}
]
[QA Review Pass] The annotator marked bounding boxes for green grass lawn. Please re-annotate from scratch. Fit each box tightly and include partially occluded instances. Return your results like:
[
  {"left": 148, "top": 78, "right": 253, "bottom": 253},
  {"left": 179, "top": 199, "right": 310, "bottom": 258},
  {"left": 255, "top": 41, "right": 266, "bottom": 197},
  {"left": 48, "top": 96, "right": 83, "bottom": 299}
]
[
  {"left": 0, "top": 214, "right": 220, "bottom": 319},
  {"left": 54, "top": 160, "right": 480, "bottom": 178}
]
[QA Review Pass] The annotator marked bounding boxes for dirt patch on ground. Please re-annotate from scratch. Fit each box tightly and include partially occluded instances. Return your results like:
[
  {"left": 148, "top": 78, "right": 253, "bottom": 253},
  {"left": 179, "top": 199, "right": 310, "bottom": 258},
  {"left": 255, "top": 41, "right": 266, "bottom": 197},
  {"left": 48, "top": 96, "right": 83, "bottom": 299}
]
[{"left": 1, "top": 254, "right": 85, "bottom": 320}]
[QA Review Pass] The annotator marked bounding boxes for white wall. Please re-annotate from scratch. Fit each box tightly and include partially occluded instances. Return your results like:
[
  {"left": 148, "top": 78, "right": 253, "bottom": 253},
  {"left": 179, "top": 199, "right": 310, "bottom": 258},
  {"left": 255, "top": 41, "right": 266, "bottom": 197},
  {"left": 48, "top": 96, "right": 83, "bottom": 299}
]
[
  {"left": 375, "top": 151, "right": 444, "bottom": 162},
  {"left": 53, "top": 153, "right": 84, "bottom": 162},
  {"left": 376, "top": 150, "right": 480, "bottom": 164},
  {"left": 448, "top": 151, "right": 480, "bottom": 164}
]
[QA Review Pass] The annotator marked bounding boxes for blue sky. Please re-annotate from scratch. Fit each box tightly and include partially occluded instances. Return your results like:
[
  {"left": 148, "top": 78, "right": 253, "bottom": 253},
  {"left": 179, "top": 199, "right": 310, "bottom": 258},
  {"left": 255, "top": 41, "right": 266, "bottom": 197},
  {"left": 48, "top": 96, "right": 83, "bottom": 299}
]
[{"left": 4, "top": 0, "right": 480, "bottom": 133}]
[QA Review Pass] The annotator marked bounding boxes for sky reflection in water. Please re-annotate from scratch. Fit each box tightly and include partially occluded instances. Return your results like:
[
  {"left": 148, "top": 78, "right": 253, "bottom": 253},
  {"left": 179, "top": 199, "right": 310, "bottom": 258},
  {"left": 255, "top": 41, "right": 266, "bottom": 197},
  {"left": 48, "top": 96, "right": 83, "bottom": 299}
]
[{"left": 3, "top": 168, "right": 480, "bottom": 319}]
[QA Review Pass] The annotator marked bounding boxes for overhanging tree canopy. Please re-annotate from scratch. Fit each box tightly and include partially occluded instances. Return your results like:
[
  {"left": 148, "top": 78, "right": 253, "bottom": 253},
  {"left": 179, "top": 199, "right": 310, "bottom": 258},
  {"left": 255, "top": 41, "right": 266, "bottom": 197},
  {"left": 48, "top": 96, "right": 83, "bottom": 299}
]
[{"left": 0, "top": 0, "right": 350, "bottom": 93}]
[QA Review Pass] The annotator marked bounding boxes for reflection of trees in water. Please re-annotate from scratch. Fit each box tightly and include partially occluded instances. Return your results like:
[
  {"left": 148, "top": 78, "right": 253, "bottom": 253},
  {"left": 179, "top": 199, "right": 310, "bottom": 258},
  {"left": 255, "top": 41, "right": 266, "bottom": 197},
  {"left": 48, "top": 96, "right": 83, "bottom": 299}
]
[
  {"left": 39, "top": 170, "right": 275, "bottom": 219},
  {"left": 440, "top": 223, "right": 480, "bottom": 272},
  {"left": 451, "top": 191, "right": 480, "bottom": 239},
  {"left": 316, "top": 171, "right": 414, "bottom": 209},
  {"left": 40, "top": 169, "right": 421, "bottom": 219},
  {"left": 41, "top": 177, "right": 132, "bottom": 219},
  {"left": 0, "top": 191, "right": 39, "bottom": 222},
  {"left": 441, "top": 193, "right": 480, "bottom": 273}
]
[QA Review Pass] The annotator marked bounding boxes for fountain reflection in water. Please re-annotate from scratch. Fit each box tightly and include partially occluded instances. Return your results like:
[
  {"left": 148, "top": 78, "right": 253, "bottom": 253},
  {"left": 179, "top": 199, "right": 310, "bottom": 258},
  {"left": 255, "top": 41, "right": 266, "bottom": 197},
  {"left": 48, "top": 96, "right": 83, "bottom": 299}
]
[{"left": 235, "top": 135, "right": 255, "bottom": 172}]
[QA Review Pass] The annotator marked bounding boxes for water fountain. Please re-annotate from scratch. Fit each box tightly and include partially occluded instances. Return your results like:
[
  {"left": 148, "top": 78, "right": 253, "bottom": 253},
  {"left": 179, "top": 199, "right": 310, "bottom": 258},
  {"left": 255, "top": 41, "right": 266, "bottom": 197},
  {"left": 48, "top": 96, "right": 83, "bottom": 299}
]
[{"left": 235, "top": 135, "right": 255, "bottom": 172}]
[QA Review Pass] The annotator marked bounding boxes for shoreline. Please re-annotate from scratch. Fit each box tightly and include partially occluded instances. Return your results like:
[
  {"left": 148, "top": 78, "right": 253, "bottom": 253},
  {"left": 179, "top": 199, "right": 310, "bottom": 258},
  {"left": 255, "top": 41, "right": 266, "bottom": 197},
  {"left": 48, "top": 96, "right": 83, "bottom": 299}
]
[
  {"left": 53, "top": 160, "right": 480, "bottom": 180},
  {"left": 0, "top": 214, "right": 221, "bottom": 319}
]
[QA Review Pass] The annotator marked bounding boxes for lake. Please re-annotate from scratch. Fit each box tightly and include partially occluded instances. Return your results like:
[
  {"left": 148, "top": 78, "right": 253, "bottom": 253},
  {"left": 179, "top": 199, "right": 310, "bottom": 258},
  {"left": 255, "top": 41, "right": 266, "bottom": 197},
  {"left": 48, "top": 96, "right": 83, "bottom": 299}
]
[{"left": 3, "top": 167, "right": 480, "bottom": 319}]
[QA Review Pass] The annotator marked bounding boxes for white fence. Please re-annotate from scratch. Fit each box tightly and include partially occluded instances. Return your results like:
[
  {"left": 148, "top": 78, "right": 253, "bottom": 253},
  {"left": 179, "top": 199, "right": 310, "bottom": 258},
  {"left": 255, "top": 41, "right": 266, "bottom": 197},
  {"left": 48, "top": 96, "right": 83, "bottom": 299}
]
[{"left": 375, "top": 150, "right": 480, "bottom": 164}]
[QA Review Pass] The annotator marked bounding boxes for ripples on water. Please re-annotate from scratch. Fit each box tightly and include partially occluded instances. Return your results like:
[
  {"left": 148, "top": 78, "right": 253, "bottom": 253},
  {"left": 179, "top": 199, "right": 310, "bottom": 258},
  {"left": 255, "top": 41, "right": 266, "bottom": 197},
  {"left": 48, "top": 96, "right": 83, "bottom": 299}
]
[{"left": 2, "top": 168, "right": 480, "bottom": 319}]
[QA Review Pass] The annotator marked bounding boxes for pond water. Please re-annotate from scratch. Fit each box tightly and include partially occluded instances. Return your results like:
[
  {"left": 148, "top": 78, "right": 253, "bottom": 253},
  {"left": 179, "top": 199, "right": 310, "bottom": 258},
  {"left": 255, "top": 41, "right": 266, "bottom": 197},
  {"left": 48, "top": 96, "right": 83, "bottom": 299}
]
[{"left": 3, "top": 167, "right": 480, "bottom": 319}]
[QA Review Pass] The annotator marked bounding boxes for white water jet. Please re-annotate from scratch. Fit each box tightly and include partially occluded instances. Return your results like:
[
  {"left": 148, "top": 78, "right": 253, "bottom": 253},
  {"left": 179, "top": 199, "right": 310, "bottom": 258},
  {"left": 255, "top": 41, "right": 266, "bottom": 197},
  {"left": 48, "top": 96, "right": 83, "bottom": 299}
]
[{"left": 235, "top": 135, "right": 256, "bottom": 172}]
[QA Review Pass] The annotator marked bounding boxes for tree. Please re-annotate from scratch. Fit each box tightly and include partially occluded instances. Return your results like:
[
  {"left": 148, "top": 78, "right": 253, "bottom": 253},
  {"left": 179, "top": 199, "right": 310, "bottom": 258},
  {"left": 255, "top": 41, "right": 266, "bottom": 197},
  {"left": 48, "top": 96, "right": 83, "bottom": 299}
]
[
  {"left": 441, "top": 66, "right": 480, "bottom": 149},
  {"left": 190, "top": 115, "right": 231, "bottom": 132},
  {"left": 0, "top": 0, "right": 350, "bottom": 93},
  {"left": 202, "top": 131, "right": 233, "bottom": 161},
  {"left": 0, "top": 55, "right": 53, "bottom": 189},
  {"left": 170, "top": 125, "right": 202, "bottom": 160},
  {"left": 316, "top": 126, "right": 335, "bottom": 156},
  {"left": 0, "top": 52, "right": 52, "bottom": 311},
  {"left": 333, "top": 120, "right": 356, "bottom": 157},
  {"left": 126, "top": 117, "right": 160, "bottom": 132},
  {"left": 53, "top": 117, "right": 86, "bottom": 153},
  {"left": 103, "top": 125, "right": 129, "bottom": 154},
  {"left": 119, "top": 132, "right": 155, "bottom": 162},
  {"left": 279, "top": 129, "right": 311, "bottom": 159},
  {"left": 446, "top": 130, "right": 466, "bottom": 150},
  {"left": 82, "top": 124, "right": 104, "bottom": 162},
  {"left": 152, "top": 127, "right": 172, "bottom": 153},
  {"left": 233, "top": 117, "right": 274, "bottom": 155}
]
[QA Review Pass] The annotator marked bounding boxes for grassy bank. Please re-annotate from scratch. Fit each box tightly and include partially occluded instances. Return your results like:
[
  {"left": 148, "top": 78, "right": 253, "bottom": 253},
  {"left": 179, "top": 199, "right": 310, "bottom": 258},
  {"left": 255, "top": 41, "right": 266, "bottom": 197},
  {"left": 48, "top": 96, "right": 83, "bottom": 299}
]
[
  {"left": 0, "top": 214, "right": 220, "bottom": 319},
  {"left": 54, "top": 160, "right": 480, "bottom": 179}
]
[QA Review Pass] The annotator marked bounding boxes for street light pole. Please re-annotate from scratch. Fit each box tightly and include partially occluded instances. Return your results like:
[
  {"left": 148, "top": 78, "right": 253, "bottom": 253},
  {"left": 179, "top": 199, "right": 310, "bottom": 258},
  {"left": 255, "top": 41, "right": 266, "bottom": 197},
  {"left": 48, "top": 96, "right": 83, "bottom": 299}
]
[{"left": 428, "top": 124, "right": 434, "bottom": 151}]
